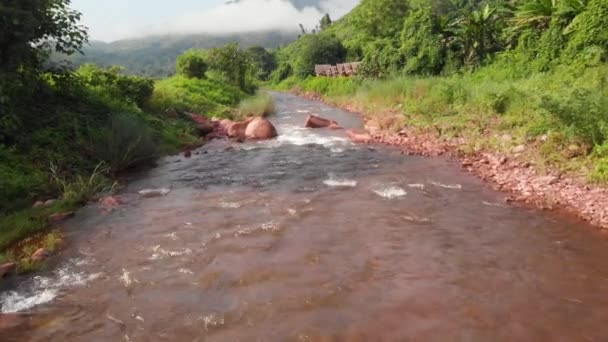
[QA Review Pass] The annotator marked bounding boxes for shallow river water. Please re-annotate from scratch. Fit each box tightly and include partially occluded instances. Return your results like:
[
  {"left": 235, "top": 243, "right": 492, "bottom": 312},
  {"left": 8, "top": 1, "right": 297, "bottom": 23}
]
[{"left": 2, "top": 92, "right": 608, "bottom": 341}]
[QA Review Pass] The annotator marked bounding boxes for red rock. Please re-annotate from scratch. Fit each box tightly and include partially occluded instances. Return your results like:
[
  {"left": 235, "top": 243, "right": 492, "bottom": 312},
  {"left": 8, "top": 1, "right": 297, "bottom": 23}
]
[
  {"left": 188, "top": 113, "right": 215, "bottom": 136},
  {"left": 304, "top": 115, "right": 338, "bottom": 128},
  {"left": 327, "top": 123, "right": 343, "bottom": 130},
  {"left": 31, "top": 248, "right": 49, "bottom": 262},
  {"left": 99, "top": 196, "right": 121, "bottom": 212},
  {"left": 218, "top": 119, "right": 234, "bottom": 135},
  {"left": 245, "top": 117, "right": 278, "bottom": 140},
  {"left": 346, "top": 130, "right": 372, "bottom": 143},
  {"left": 48, "top": 211, "right": 74, "bottom": 224},
  {"left": 227, "top": 118, "right": 253, "bottom": 139},
  {"left": 0, "top": 262, "right": 16, "bottom": 278}
]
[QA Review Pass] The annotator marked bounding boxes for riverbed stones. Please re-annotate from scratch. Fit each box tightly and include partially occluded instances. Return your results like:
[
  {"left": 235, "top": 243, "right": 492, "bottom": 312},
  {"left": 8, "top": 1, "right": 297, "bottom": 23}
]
[
  {"left": 0, "top": 262, "right": 16, "bottom": 278},
  {"left": 346, "top": 129, "right": 372, "bottom": 143},
  {"left": 99, "top": 196, "right": 121, "bottom": 212},
  {"left": 245, "top": 117, "right": 278, "bottom": 140},
  {"left": 512, "top": 144, "right": 526, "bottom": 153}
]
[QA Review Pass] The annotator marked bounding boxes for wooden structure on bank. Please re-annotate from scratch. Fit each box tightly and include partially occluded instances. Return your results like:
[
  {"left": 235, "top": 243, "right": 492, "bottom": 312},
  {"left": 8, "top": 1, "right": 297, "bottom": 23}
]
[{"left": 315, "top": 62, "right": 361, "bottom": 77}]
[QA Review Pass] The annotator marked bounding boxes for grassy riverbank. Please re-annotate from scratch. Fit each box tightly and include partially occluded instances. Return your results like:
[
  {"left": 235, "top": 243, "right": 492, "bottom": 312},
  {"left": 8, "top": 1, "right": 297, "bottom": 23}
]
[
  {"left": 277, "top": 61, "right": 608, "bottom": 183},
  {"left": 0, "top": 47, "right": 270, "bottom": 269}
]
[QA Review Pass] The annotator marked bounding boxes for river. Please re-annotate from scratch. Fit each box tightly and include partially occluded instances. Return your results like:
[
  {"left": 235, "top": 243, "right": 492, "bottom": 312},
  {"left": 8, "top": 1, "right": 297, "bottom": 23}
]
[{"left": 2, "top": 92, "right": 608, "bottom": 341}]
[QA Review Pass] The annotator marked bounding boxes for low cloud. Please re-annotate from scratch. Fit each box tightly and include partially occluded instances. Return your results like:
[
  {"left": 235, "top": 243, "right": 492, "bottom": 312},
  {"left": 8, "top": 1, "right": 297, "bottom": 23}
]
[{"left": 121, "top": 0, "right": 359, "bottom": 40}]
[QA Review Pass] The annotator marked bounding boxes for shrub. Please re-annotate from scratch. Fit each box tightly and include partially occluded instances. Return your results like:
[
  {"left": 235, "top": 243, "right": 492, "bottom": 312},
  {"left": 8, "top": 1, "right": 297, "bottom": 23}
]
[
  {"left": 50, "top": 162, "right": 114, "bottom": 205},
  {"left": 235, "top": 93, "right": 276, "bottom": 119},
  {"left": 176, "top": 49, "right": 208, "bottom": 79},
  {"left": 90, "top": 113, "right": 159, "bottom": 172}
]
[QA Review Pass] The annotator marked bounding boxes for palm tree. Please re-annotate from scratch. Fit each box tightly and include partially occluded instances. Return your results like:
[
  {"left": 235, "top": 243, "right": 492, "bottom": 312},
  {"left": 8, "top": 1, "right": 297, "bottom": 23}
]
[
  {"left": 511, "top": 0, "right": 588, "bottom": 32},
  {"left": 448, "top": 4, "right": 502, "bottom": 65},
  {"left": 512, "top": 0, "right": 558, "bottom": 31}
]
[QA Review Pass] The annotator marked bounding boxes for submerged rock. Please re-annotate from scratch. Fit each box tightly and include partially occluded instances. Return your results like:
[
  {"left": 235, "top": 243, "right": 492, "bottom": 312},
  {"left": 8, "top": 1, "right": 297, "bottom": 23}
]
[
  {"left": 245, "top": 117, "right": 278, "bottom": 140},
  {"left": 346, "top": 129, "right": 372, "bottom": 143},
  {"left": 99, "top": 196, "right": 122, "bottom": 212}
]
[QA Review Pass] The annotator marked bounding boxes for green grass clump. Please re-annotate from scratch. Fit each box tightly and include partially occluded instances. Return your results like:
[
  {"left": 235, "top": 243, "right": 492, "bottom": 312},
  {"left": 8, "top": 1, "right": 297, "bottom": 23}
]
[
  {"left": 149, "top": 75, "right": 246, "bottom": 118},
  {"left": 235, "top": 92, "right": 276, "bottom": 119}
]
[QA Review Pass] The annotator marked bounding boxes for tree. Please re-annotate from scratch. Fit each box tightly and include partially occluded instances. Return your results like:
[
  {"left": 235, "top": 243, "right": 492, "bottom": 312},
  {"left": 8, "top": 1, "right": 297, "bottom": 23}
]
[
  {"left": 350, "top": 0, "right": 409, "bottom": 39},
  {"left": 320, "top": 14, "right": 332, "bottom": 30},
  {"left": 448, "top": 4, "right": 504, "bottom": 66},
  {"left": 176, "top": 50, "right": 208, "bottom": 79},
  {"left": 1, "top": 0, "right": 88, "bottom": 143},
  {"left": 247, "top": 46, "right": 277, "bottom": 80},
  {"left": 401, "top": 8, "right": 446, "bottom": 75},
  {"left": 0, "top": 0, "right": 88, "bottom": 73},
  {"left": 207, "top": 43, "right": 254, "bottom": 92},
  {"left": 293, "top": 35, "right": 347, "bottom": 78}
]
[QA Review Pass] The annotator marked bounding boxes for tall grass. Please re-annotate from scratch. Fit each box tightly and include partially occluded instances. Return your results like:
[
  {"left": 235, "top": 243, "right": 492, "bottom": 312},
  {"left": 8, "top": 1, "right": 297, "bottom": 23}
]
[
  {"left": 235, "top": 92, "right": 276, "bottom": 119},
  {"left": 289, "top": 63, "right": 608, "bottom": 180},
  {"left": 149, "top": 75, "right": 246, "bottom": 117}
]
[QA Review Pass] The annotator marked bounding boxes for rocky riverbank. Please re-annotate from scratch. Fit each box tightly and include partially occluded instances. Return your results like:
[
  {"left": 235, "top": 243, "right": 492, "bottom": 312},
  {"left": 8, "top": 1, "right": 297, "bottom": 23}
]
[{"left": 296, "top": 90, "right": 608, "bottom": 231}]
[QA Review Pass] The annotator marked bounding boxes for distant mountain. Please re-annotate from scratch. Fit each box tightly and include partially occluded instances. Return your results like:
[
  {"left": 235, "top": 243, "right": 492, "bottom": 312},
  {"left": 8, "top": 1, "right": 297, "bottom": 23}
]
[
  {"left": 59, "top": 31, "right": 298, "bottom": 77},
  {"left": 228, "top": 0, "right": 324, "bottom": 10}
]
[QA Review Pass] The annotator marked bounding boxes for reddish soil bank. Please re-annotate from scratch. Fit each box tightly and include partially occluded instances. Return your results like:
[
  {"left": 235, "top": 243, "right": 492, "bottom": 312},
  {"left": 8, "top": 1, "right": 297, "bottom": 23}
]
[{"left": 296, "top": 90, "right": 608, "bottom": 231}]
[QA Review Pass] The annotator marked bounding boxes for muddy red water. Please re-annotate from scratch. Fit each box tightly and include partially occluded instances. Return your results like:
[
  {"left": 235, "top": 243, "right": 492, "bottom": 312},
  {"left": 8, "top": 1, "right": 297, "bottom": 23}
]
[{"left": 2, "top": 92, "right": 608, "bottom": 341}]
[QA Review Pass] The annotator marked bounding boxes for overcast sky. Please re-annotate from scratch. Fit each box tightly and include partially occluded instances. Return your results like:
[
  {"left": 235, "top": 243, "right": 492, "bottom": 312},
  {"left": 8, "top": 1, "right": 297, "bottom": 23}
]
[{"left": 71, "top": 0, "right": 359, "bottom": 42}]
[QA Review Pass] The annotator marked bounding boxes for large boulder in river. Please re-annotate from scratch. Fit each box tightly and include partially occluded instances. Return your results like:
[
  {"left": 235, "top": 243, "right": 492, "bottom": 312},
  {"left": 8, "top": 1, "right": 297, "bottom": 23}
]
[
  {"left": 218, "top": 119, "right": 234, "bottom": 135},
  {"left": 227, "top": 118, "right": 254, "bottom": 139},
  {"left": 245, "top": 117, "right": 278, "bottom": 140},
  {"left": 305, "top": 114, "right": 338, "bottom": 129}
]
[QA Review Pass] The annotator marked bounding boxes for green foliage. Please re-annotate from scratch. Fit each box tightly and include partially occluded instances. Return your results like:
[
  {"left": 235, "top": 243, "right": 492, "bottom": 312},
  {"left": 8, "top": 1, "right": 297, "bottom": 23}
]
[
  {"left": 76, "top": 64, "right": 154, "bottom": 107},
  {"left": 55, "top": 32, "right": 298, "bottom": 77},
  {"left": 401, "top": 8, "right": 446, "bottom": 75},
  {"left": 288, "top": 34, "right": 347, "bottom": 78},
  {"left": 271, "top": 63, "right": 293, "bottom": 83},
  {"left": 207, "top": 43, "right": 256, "bottom": 92},
  {"left": 90, "top": 113, "right": 160, "bottom": 172},
  {"left": 246, "top": 46, "right": 277, "bottom": 80},
  {"left": 0, "top": 0, "right": 88, "bottom": 73},
  {"left": 50, "top": 162, "right": 114, "bottom": 205},
  {"left": 358, "top": 39, "right": 402, "bottom": 78},
  {"left": 176, "top": 49, "right": 208, "bottom": 79},
  {"left": 320, "top": 14, "right": 333, "bottom": 31},
  {"left": 563, "top": 0, "right": 608, "bottom": 61},
  {"left": 149, "top": 75, "right": 245, "bottom": 117},
  {"left": 540, "top": 87, "right": 608, "bottom": 146}
]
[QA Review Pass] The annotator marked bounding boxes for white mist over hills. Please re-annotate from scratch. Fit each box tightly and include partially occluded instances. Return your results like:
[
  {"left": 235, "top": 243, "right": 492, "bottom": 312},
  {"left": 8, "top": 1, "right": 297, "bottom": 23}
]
[{"left": 79, "top": 0, "right": 359, "bottom": 42}]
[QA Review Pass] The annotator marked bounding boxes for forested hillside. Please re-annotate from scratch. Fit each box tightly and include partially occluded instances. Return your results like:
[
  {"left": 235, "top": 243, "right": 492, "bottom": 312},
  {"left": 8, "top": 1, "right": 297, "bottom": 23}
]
[
  {"left": 274, "top": 0, "right": 608, "bottom": 183},
  {"left": 55, "top": 31, "right": 297, "bottom": 77}
]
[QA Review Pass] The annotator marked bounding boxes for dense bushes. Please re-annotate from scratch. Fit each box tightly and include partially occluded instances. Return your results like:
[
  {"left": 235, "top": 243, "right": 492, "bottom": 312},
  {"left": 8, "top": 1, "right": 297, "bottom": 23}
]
[
  {"left": 149, "top": 76, "right": 245, "bottom": 117},
  {"left": 176, "top": 50, "right": 209, "bottom": 79}
]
